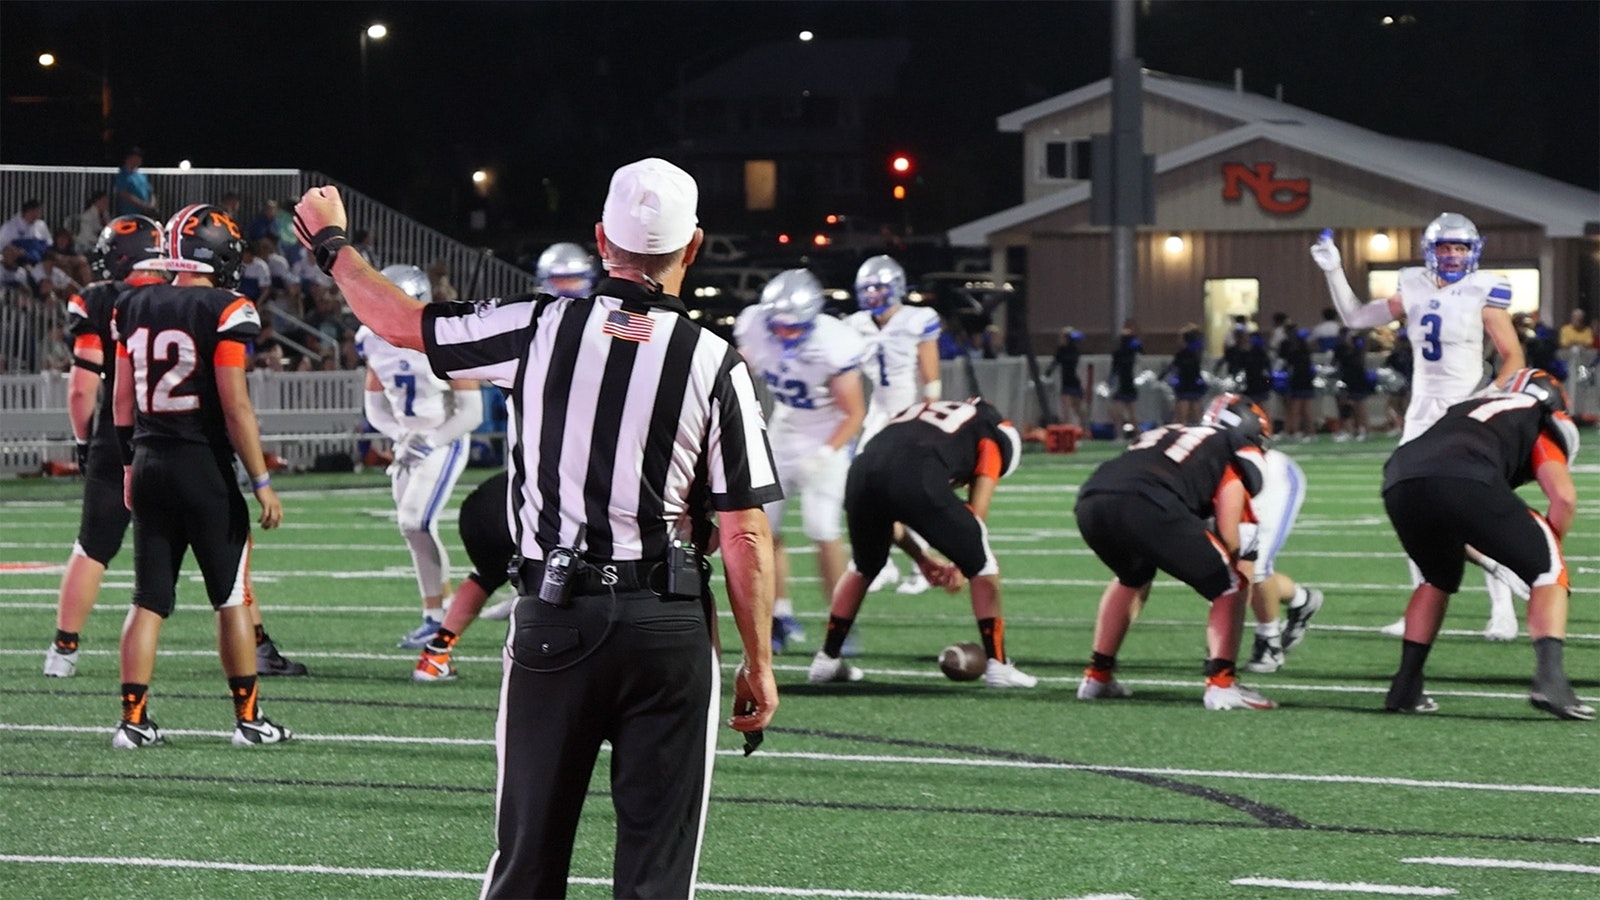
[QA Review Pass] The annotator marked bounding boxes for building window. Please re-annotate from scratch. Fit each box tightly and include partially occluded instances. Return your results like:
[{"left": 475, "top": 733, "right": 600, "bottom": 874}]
[
  {"left": 1040, "top": 139, "right": 1091, "bottom": 181},
  {"left": 745, "top": 160, "right": 777, "bottom": 211}
]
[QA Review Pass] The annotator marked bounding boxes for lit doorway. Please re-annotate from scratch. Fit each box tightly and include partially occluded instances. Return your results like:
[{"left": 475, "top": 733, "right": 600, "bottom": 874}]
[{"left": 1202, "top": 278, "right": 1260, "bottom": 358}]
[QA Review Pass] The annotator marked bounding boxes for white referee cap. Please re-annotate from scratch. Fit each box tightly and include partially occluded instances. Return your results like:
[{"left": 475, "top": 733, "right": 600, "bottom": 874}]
[{"left": 602, "top": 158, "right": 699, "bottom": 255}]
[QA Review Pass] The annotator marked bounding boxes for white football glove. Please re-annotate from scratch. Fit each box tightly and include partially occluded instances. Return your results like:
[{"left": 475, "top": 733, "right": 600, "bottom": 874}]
[
  {"left": 1309, "top": 235, "right": 1343, "bottom": 273},
  {"left": 393, "top": 432, "right": 434, "bottom": 469}
]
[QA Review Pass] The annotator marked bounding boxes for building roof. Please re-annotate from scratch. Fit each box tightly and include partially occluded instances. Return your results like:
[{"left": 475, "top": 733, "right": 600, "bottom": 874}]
[
  {"left": 680, "top": 38, "right": 909, "bottom": 100},
  {"left": 950, "top": 70, "right": 1600, "bottom": 246}
]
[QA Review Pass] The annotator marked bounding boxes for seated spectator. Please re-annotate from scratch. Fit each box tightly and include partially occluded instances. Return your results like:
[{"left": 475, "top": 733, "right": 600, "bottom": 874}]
[
  {"left": 238, "top": 243, "right": 272, "bottom": 302},
  {"left": 1558, "top": 309, "right": 1595, "bottom": 350},
  {"left": 74, "top": 190, "right": 111, "bottom": 254},
  {"left": 304, "top": 288, "right": 350, "bottom": 349},
  {"left": 292, "top": 249, "right": 334, "bottom": 301},
  {"left": 247, "top": 200, "right": 279, "bottom": 243},
  {"left": 258, "top": 235, "right": 292, "bottom": 293},
  {"left": 0, "top": 200, "right": 53, "bottom": 265},
  {"left": 32, "top": 249, "right": 82, "bottom": 301},
  {"left": 50, "top": 227, "right": 92, "bottom": 286}
]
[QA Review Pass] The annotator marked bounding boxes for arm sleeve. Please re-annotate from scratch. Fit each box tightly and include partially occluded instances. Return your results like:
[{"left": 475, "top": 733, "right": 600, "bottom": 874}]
[
  {"left": 430, "top": 388, "right": 485, "bottom": 446},
  {"left": 1325, "top": 268, "right": 1396, "bottom": 329},
  {"left": 364, "top": 390, "right": 405, "bottom": 441}
]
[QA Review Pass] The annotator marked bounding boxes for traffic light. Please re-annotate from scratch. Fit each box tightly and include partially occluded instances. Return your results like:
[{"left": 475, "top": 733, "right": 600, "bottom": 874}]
[{"left": 889, "top": 153, "right": 913, "bottom": 177}]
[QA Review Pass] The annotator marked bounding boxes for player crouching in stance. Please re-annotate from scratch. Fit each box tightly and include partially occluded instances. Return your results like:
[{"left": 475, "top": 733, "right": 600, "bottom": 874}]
[
  {"left": 807, "top": 398, "right": 1037, "bottom": 688},
  {"left": 358, "top": 265, "right": 483, "bottom": 649},
  {"left": 413, "top": 470, "right": 516, "bottom": 682},
  {"left": 1075, "top": 394, "right": 1276, "bottom": 710},
  {"left": 1380, "top": 369, "right": 1591, "bottom": 720}
]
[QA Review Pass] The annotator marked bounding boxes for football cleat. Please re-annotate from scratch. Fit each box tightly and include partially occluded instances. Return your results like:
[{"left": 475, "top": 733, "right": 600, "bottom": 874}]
[
  {"left": 1385, "top": 674, "right": 1438, "bottom": 714},
  {"left": 867, "top": 561, "right": 900, "bottom": 593},
  {"left": 232, "top": 716, "right": 293, "bottom": 746},
  {"left": 1203, "top": 679, "right": 1277, "bottom": 710},
  {"left": 772, "top": 614, "right": 806, "bottom": 654},
  {"left": 984, "top": 658, "right": 1038, "bottom": 689},
  {"left": 256, "top": 639, "right": 309, "bottom": 677},
  {"left": 1282, "top": 588, "right": 1324, "bottom": 651},
  {"left": 807, "top": 651, "right": 864, "bottom": 684},
  {"left": 1244, "top": 635, "right": 1284, "bottom": 674},
  {"left": 414, "top": 649, "right": 458, "bottom": 683},
  {"left": 398, "top": 618, "right": 443, "bottom": 650},
  {"left": 1076, "top": 670, "right": 1132, "bottom": 700},
  {"left": 1529, "top": 676, "right": 1595, "bottom": 721},
  {"left": 480, "top": 597, "right": 516, "bottom": 621},
  {"left": 1483, "top": 608, "right": 1518, "bottom": 643},
  {"left": 895, "top": 569, "right": 932, "bottom": 595},
  {"left": 112, "top": 719, "right": 164, "bottom": 750},
  {"left": 43, "top": 645, "right": 78, "bottom": 678}
]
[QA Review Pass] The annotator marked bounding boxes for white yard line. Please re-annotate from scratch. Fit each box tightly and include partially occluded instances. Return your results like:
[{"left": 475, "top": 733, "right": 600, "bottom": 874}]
[
  {"left": 1230, "top": 877, "right": 1454, "bottom": 895},
  {"left": 1402, "top": 856, "right": 1600, "bottom": 875}
]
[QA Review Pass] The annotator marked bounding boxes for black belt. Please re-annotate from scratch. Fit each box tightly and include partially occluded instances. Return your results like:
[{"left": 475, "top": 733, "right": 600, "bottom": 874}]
[{"left": 510, "top": 557, "right": 659, "bottom": 596}]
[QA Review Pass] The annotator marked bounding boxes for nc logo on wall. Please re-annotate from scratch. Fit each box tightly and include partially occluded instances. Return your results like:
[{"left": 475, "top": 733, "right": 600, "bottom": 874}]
[{"left": 1221, "top": 162, "right": 1310, "bottom": 214}]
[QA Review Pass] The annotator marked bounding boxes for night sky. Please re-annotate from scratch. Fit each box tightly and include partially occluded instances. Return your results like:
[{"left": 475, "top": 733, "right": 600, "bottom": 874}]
[{"left": 3, "top": 1, "right": 1596, "bottom": 243}]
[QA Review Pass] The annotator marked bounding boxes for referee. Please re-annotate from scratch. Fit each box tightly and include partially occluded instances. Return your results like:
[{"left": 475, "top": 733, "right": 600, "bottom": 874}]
[{"left": 295, "top": 158, "right": 781, "bottom": 899}]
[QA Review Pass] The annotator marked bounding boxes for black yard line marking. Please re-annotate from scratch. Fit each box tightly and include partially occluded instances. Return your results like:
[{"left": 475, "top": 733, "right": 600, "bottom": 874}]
[
  {"left": 0, "top": 687, "right": 496, "bottom": 714},
  {"left": 3, "top": 769, "right": 1587, "bottom": 849},
  {"left": 778, "top": 726, "right": 1309, "bottom": 828}
]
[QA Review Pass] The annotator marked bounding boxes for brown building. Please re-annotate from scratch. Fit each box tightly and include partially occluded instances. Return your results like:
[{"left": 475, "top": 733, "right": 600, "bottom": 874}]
[{"left": 949, "top": 70, "right": 1600, "bottom": 356}]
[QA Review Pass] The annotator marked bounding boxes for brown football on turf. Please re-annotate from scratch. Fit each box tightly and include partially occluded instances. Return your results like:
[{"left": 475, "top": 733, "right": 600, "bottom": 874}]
[{"left": 938, "top": 642, "right": 986, "bottom": 681}]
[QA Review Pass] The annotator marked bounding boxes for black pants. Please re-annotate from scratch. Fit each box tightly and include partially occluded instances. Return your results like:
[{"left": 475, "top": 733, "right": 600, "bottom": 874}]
[
  {"left": 483, "top": 586, "right": 718, "bottom": 899},
  {"left": 1076, "top": 490, "right": 1237, "bottom": 601},
  {"left": 130, "top": 442, "right": 250, "bottom": 616},
  {"left": 1384, "top": 477, "right": 1562, "bottom": 594}
]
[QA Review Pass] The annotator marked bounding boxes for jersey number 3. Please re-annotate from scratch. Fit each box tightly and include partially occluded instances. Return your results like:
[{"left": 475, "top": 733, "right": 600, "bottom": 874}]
[
  {"left": 1417, "top": 313, "right": 1443, "bottom": 362},
  {"left": 125, "top": 327, "right": 199, "bottom": 414}
]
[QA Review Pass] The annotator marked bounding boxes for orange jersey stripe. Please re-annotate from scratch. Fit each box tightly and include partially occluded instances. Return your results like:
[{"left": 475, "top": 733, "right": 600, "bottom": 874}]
[
  {"left": 73, "top": 334, "right": 103, "bottom": 354},
  {"left": 217, "top": 296, "right": 252, "bottom": 331},
  {"left": 214, "top": 340, "right": 247, "bottom": 370},
  {"left": 1532, "top": 433, "right": 1567, "bottom": 471},
  {"left": 975, "top": 437, "right": 1002, "bottom": 480}
]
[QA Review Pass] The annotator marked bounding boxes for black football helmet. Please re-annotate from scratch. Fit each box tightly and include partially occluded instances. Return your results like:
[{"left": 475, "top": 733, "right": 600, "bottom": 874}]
[
  {"left": 89, "top": 214, "right": 162, "bottom": 281},
  {"left": 136, "top": 203, "right": 245, "bottom": 288},
  {"left": 1508, "top": 368, "right": 1580, "bottom": 461},
  {"left": 1202, "top": 392, "right": 1272, "bottom": 446}
]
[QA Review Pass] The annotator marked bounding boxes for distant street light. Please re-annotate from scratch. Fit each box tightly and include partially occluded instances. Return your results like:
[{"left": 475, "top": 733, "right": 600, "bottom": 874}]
[
  {"left": 37, "top": 51, "right": 113, "bottom": 158},
  {"left": 360, "top": 23, "right": 389, "bottom": 154}
]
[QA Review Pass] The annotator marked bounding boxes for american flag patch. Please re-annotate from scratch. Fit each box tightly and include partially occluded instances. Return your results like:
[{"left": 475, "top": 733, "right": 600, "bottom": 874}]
[{"left": 602, "top": 309, "right": 654, "bottom": 342}]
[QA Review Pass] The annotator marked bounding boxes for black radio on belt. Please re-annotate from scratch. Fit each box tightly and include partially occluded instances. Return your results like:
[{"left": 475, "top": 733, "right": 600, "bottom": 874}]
[{"left": 664, "top": 540, "right": 702, "bottom": 601}]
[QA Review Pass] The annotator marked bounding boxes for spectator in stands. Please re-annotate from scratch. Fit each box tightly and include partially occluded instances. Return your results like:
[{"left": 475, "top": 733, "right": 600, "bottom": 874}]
[
  {"left": 936, "top": 320, "right": 965, "bottom": 360},
  {"left": 32, "top": 249, "right": 83, "bottom": 302},
  {"left": 238, "top": 242, "right": 272, "bottom": 302},
  {"left": 1383, "top": 329, "right": 1413, "bottom": 431},
  {"left": 339, "top": 332, "right": 361, "bottom": 370},
  {"left": 50, "top": 228, "right": 93, "bottom": 287},
  {"left": 0, "top": 199, "right": 54, "bottom": 266},
  {"left": 1332, "top": 328, "right": 1374, "bottom": 442},
  {"left": 258, "top": 235, "right": 292, "bottom": 295},
  {"left": 219, "top": 190, "right": 243, "bottom": 223},
  {"left": 1046, "top": 326, "right": 1084, "bottom": 426},
  {"left": 1266, "top": 311, "right": 1291, "bottom": 361},
  {"left": 1309, "top": 307, "right": 1342, "bottom": 352},
  {"left": 426, "top": 260, "right": 458, "bottom": 303},
  {"left": 1163, "top": 325, "right": 1206, "bottom": 425},
  {"left": 113, "top": 147, "right": 157, "bottom": 217},
  {"left": 293, "top": 249, "right": 335, "bottom": 304},
  {"left": 1558, "top": 309, "right": 1595, "bottom": 350},
  {"left": 351, "top": 229, "right": 381, "bottom": 268},
  {"left": 38, "top": 322, "right": 73, "bottom": 373},
  {"left": 1109, "top": 326, "right": 1142, "bottom": 439},
  {"left": 1524, "top": 322, "right": 1561, "bottom": 378},
  {"left": 74, "top": 190, "right": 111, "bottom": 254},
  {"left": 305, "top": 289, "right": 350, "bottom": 350},
  {"left": 247, "top": 200, "right": 280, "bottom": 243}
]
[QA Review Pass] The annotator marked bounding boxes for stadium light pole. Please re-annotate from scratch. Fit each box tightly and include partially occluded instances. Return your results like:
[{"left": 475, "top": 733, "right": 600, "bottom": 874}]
[
  {"left": 37, "top": 52, "right": 113, "bottom": 159},
  {"left": 359, "top": 23, "right": 388, "bottom": 157},
  {"left": 676, "top": 30, "right": 813, "bottom": 147}
]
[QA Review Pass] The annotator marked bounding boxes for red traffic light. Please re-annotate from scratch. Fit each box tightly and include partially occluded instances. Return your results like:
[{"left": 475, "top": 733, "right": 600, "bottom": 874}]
[{"left": 889, "top": 154, "right": 913, "bottom": 176}]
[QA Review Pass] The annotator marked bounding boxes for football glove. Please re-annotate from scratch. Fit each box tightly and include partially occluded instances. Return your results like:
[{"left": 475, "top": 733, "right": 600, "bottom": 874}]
[
  {"left": 393, "top": 433, "right": 434, "bottom": 469},
  {"left": 1309, "top": 232, "right": 1343, "bottom": 272}
]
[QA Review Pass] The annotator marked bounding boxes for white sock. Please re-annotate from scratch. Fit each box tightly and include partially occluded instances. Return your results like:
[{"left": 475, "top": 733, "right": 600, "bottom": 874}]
[
  {"left": 773, "top": 597, "right": 794, "bottom": 618},
  {"left": 1256, "top": 620, "right": 1283, "bottom": 640},
  {"left": 424, "top": 607, "right": 445, "bottom": 623},
  {"left": 1286, "top": 586, "right": 1310, "bottom": 610}
]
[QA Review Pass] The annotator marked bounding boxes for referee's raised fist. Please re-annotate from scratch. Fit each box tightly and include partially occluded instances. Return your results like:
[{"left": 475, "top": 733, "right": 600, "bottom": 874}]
[{"left": 294, "top": 185, "right": 347, "bottom": 233}]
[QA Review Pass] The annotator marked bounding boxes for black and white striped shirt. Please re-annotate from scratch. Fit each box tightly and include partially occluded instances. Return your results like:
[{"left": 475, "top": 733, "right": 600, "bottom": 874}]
[{"left": 422, "top": 277, "right": 781, "bottom": 562}]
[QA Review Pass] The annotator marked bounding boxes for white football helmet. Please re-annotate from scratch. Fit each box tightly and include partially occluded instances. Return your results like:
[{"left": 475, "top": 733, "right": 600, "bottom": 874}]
[
  {"left": 380, "top": 264, "right": 433, "bottom": 303},
  {"left": 760, "top": 269, "right": 826, "bottom": 349},
  {"left": 854, "top": 254, "right": 906, "bottom": 313},
  {"left": 1422, "top": 212, "right": 1482, "bottom": 285},
  {"left": 535, "top": 242, "right": 596, "bottom": 298},
  {"left": 996, "top": 421, "right": 1023, "bottom": 478}
]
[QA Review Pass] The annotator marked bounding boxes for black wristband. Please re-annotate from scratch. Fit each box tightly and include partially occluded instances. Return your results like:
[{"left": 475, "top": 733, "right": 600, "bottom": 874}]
[
  {"left": 116, "top": 425, "right": 134, "bottom": 465},
  {"left": 292, "top": 211, "right": 350, "bottom": 276}
]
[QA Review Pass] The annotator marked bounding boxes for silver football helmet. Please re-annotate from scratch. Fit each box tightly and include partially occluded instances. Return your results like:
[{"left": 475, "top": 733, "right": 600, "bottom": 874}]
[
  {"left": 535, "top": 242, "right": 596, "bottom": 298},
  {"left": 760, "top": 269, "right": 826, "bottom": 349},
  {"left": 380, "top": 264, "right": 433, "bottom": 303},
  {"left": 1422, "top": 212, "right": 1482, "bottom": 285},
  {"left": 854, "top": 254, "right": 906, "bottom": 313}
]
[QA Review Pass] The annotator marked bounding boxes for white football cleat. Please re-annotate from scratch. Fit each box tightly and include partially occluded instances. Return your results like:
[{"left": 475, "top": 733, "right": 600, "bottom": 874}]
[
  {"left": 867, "top": 561, "right": 900, "bottom": 592},
  {"left": 895, "top": 569, "right": 932, "bottom": 595},
  {"left": 1203, "top": 680, "right": 1277, "bottom": 711},
  {"left": 1076, "top": 672, "right": 1131, "bottom": 700},
  {"left": 44, "top": 645, "right": 78, "bottom": 678},
  {"left": 984, "top": 658, "right": 1038, "bottom": 688},
  {"left": 1484, "top": 608, "right": 1518, "bottom": 642},
  {"left": 807, "top": 651, "right": 864, "bottom": 684}
]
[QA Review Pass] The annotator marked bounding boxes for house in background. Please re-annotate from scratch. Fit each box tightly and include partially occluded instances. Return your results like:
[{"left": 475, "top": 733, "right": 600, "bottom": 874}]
[
  {"left": 949, "top": 69, "right": 1600, "bottom": 355},
  {"left": 665, "top": 37, "right": 911, "bottom": 241}
]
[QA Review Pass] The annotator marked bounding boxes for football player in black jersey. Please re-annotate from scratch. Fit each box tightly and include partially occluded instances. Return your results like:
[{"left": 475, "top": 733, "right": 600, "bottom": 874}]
[
  {"left": 1075, "top": 395, "right": 1277, "bottom": 710},
  {"left": 1380, "top": 369, "right": 1590, "bottom": 720},
  {"left": 109, "top": 204, "right": 292, "bottom": 748},
  {"left": 43, "top": 215, "right": 307, "bottom": 680},
  {"left": 806, "top": 398, "right": 1039, "bottom": 688}
]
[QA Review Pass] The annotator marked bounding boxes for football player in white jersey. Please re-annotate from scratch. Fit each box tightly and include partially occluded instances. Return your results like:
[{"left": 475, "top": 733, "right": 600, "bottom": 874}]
[
  {"left": 1311, "top": 213, "right": 1525, "bottom": 640},
  {"left": 845, "top": 255, "right": 944, "bottom": 594},
  {"left": 358, "top": 264, "right": 484, "bottom": 648},
  {"left": 734, "top": 269, "right": 866, "bottom": 653},
  {"left": 535, "top": 241, "right": 596, "bottom": 299}
]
